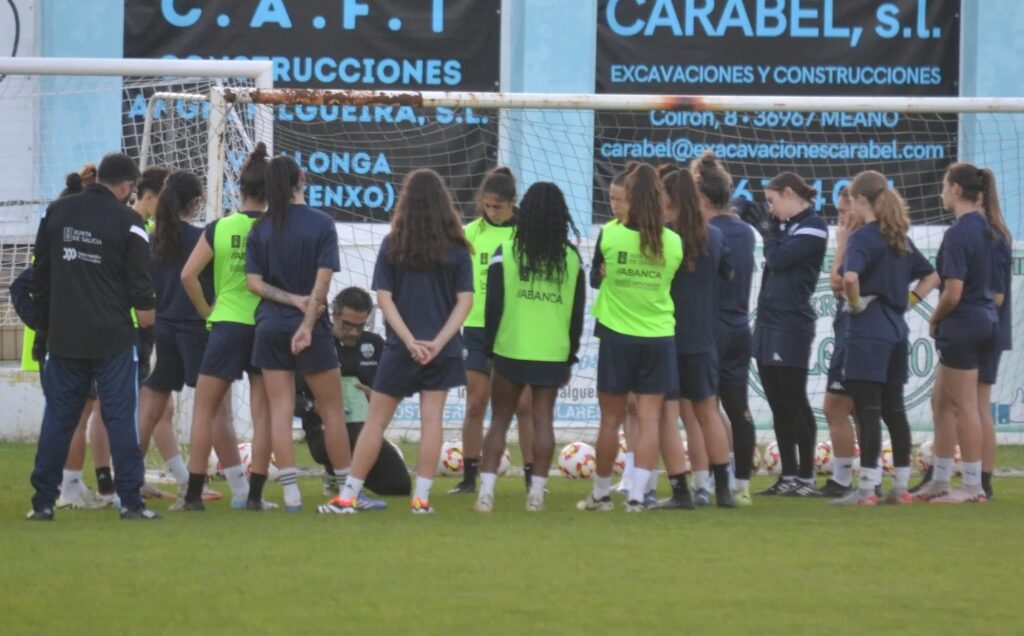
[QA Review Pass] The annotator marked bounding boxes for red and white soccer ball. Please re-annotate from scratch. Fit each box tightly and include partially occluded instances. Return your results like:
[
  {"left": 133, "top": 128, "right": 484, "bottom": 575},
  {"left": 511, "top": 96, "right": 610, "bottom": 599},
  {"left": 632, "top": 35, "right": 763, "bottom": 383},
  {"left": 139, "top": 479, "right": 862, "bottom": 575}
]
[
  {"left": 763, "top": 442, "right": 781, "bottom": 475},
  {"left": 814, "top": 441, "right": 834, "bottom": 475},
  {"left": 751, "top": 445, "right": 762, "bottom": 475},
  {"left": 881, "top": 441, "right": 895, "bottom": 475},
  {"left": 438, "top": 439, "right": 464, "bottom": 477},
  {"left": 614, "top": 433, "right": 628, "bottom": 476},
  {"left": 682, "top": 440, "right": 693, "bottom": 475},
  {"left": 237, "top": 442, "right": 253, "bottom": 475},
  {"left": 558, "top": 442, "right": 596, "bottom": 479},
  {"left": 913, "top": 439, "right": 934, "bottom": 475},
  {"left": 953, "top": 445, "right": 963, "bottom": 477},
  {"left": 498, "top": 448, "right": 513, "bottom": 476},
  {"left": 852, "top": 442, "right": 862, "bottom": 474}
]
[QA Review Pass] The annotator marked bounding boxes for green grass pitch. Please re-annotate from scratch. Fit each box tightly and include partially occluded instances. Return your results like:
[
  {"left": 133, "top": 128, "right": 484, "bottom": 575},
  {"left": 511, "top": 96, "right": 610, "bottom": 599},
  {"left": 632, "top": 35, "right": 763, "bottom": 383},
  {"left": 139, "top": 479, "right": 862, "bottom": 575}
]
[{"left": 0, "top": 442, "right": 1022, "bottom": 635}]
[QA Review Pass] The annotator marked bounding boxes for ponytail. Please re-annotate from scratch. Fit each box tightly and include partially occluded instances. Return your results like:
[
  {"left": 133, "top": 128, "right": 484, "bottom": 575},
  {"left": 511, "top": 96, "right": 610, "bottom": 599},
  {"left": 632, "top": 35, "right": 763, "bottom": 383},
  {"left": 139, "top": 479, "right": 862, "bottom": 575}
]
[
  {"left": 766, "top": 171, "right": 817, "bottom": 205},
  {"left": 58, "top": 163, "right": 98, "bottom": 199},
  {"left": 262, "top": 155, "right": 302, "bottom": 233},
  {"left": 624, "top": 163, "right": 666, "bottom": 262},
  {"left": 849, "top": 170, "right": 910, "bottom": 254},
  {"left": 981, "top": 168, "right": 1011, "bottom": 243},
  {"left": 239, "top": 142, "right": 270, "bottom": 202},
  {"left": 690, "top": 151, "right": 733, "bottom": 209},
  {"left": 667, "top": 168, "right": 706, "bottom": 272},
  {"left": 152, "top": 171, "right": 203, "bottom": 262}
]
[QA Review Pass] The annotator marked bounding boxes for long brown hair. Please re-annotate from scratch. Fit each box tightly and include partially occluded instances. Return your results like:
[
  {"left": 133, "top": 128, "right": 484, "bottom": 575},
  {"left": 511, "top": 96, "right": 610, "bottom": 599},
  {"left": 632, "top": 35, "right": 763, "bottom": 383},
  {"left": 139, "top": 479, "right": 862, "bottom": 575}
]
[
  {"left": 389, "top": 169, "right": 471, "bottom": 270},
  {"left": 239, "top": 142, "right": 270, "bottom": 202},
  {"left": 476, "top": 166, "right": 516, "bottom": 217},
  {"left": 665, "top": 169, "right": 705, "bottom": 271},
  {"left": 152, "top": 171, "right": 203, "bottom": 262},
  {"left": 624, "top": 163, "right": 666, "bottom": 262},
  {"left": 849, "top": 170, "right": 910, "bottom": 254},
  {"left": 691, "top": 151, "right": 732, "bottom": 209},
  {"left": 946, "top": 162, "right": 1011, "bottom": 243},
  {"left": 261, "top": 155, "right": 302, "bottom": 233},
  {"left": 766, "top": 171, "right": 817, "bottom": 204}
]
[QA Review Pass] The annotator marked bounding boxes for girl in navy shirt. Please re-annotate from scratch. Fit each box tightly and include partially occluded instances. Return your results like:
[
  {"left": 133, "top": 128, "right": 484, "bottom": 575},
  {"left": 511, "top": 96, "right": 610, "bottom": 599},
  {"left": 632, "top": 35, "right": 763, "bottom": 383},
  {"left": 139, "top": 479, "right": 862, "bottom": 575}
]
[
  {"left": 333, "top": 169, "right": 474, "bottom": 515},
  {"left": 245, "top": 156, "right": 346, "bottom": 512},
  {"left": 835, "top": 171, "right": 938, "bottom": 506},
  {"left": 740, "top": 173, "right": 828, "bottom": 496},
  {"left": 917, "top": 164, "right": 999, "bottom": 503}
]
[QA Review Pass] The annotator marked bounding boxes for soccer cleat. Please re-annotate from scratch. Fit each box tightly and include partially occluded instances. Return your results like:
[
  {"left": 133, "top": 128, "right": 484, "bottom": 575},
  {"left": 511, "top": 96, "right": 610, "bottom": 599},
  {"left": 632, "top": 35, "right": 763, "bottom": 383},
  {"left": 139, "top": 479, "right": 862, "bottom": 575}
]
[
  {"left": 654, "top": 494, "right": 695, "bottom": 510},
  {"left": 410, "top": 497, "right": 434, "bottom": 514},
  {"left": 356, "top": 493, "right": 388, "bottom": 511},
  {"left": 120, "top": 507, "right": 162, "bottom": 520},
  {"left": 201, "top": 485, "right": 223, "bottom": 501},
  {"left": 912, "top": 480, "right": 951, "bottom": 502},
  {"left": 26, "top": 508, "right": 55, "bottom": 521},
  {"left": 694, "top": 488, "right": 712, "bottom": 507},
  {"left": 317, "top": 497, "right": 358, "bottom": 514},
  {"left": 284, "top": 501, "right": 303, "bottom": 513},
  {"left": 930, "top": 487, "right": 986, "bottom": 504},
  {"left": 140, "top": 482, "right": 175, "bottom": 500},
  {"left": 716, "top": 489, "right": 736, "bottom": 509},
  {"left": 576, "top": 494, "right": 613, "bottom": 512},
  {"left": 57, "top": 488, "right": 110, "bottom": 510},
  {"left": 526, "top": 493, "right": 545, "bottom": 512},
  {"left": 884, "top": 488, "right": 913, "bottom": 505},
  {"left": 643, "top": 490, "right": 659, "bottom": 509},
  {"left": 733, "top": 489, "right": 753, "bottom": 507},
  {"left": 819, "top": 479, "right": 854, "bottom": 498},
  {"left": 829, "top": 490, "right": 878, "bottom": 506},
  {"left": 180, "top": 499, "right": 205, "bottom": 512},
  {"left": 624, "top": 499, "right": 645, "bottom": 512},
  {"left": 473, "top": 493, "right": 494, "bottom": 513},
  {"left": 447, "top": 481, "right": 475, "bottom": 495},
  {"left": 782, "top": 482, "right": 821, "bottom": 498},
  {"left": 758, "top": 478, "right": 791, "bottom": 496}
]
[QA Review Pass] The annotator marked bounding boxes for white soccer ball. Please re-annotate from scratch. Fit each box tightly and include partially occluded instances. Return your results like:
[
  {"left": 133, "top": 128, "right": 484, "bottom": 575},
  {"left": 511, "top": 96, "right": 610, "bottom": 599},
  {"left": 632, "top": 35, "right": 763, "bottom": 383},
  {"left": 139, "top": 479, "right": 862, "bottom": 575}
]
[
  {"left": 815, "top": 441, "right": 834, "bottom": 475},
  {"left": 438, "top": 439, "right": 464, "bottom": 477},
  {"left": 498, "top": 448, "right": 513, "bottom": 475},
  {"left": 763, "top": 442, "right": 781, "bottom": 475},
  {"left": 558, "top": 442, "right": 596, "bottom": 479},
  {"left": 881, "top": 441, "right": 894, "bottom": 475},
  {"left": 914, "top": 439, "right": 934, "bottom": 475},
  {"left": 236, "top": 442, "right": 253, "bottom": 475},
  {"left": 614, "top": 433, "right": 628, "bottom": 475},
  {"left": 953, "top": 445, "right": 963, "bottom": 477}
]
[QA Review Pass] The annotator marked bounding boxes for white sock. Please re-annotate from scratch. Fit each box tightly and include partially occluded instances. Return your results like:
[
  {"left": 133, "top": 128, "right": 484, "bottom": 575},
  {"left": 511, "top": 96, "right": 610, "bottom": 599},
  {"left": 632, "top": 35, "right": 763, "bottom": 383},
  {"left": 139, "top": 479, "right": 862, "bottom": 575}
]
[
  {"left": 962, "top": 460, "right": 982, "bottom": 487},
  {"left": 694, "top": 469, "right": 710, "bottom": 491},
  {"left": 593, "top": 475, "right": 612, "bottom": 499},
  {"left": 61, "top": 469, "right": 85, "bottom": 495},
  {"left": 735, "top": 478, "right": 750, "bottom": 493},
  {"left": 340, "top": 475, "right": 365, "bottom": 502},
  {"left": 646, "top": 469, "right": 658, "bottom": 494},
  {"left": 727, "top": 452, "right": 736, "bottom": 492},
  {"left": 894, "top": 466, "right": 911, "bottom": 489},
  {"left": 166, "top": 454, "right": 189, "bottom": 486},
  {"left": 414, "top": 476, "right": 433, "bottom": 502},
  {"left": 479, "top": 472, "right": 497, "bottom": 498},
  {"left": 623, "top": 452, "right": 635, "bottom": 482},
  {"left": 859, "top": 466, "right": 882, "bottom": 493},
  {"left": 530, "top": 476, "right": 548, "bottom": 498},
  {"left": 278, "top": 467, "right": 301, "bottom": 506},
  {"left": 833, "top": 457, "right": 854, "bottom": 487},
  {"left": 630, "top": 468, "right": 651, "bottom": 503},
  {"left": 933, "top": 456, "right": 954, "bottom": 483},
  {"left": 222, "top": 464, "right": 249, "bottom": 500}
]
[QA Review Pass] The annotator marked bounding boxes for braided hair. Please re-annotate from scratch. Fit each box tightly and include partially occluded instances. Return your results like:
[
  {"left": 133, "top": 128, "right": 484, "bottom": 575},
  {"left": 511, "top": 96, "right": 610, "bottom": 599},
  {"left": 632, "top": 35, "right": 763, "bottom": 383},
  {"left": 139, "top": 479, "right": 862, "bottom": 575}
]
[{"left": 513, "top": 182, "right": 580, "bottom": 284}]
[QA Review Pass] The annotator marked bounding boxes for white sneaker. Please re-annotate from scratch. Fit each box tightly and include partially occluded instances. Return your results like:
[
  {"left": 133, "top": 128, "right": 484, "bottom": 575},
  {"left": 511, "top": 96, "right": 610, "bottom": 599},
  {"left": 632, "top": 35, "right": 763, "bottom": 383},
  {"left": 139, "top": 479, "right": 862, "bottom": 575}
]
[
  {"left": 912, "top": 480, "right": 951, "bottom": 502},
  {"left": 473, "top": 493, "right": 494, "bottom": 513},
  {"left": 57, "top": 487, "right": 109, "bottom": 510},
  {"left": 576, "top": 494, "right": 613, "bottom": 511},
  {"left": 930, "top": 486, "right": 986, "bottom": 504},
  {"left": 526, "top": 493, "right": 545, "bottom": 512}
]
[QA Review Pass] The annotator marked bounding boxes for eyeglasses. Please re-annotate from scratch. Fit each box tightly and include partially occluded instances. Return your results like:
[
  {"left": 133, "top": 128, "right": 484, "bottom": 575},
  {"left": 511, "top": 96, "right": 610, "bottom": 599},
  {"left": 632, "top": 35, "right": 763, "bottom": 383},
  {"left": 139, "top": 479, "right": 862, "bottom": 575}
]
[{"left": 338, "top": 319, "right": 368, "bottom": 331}]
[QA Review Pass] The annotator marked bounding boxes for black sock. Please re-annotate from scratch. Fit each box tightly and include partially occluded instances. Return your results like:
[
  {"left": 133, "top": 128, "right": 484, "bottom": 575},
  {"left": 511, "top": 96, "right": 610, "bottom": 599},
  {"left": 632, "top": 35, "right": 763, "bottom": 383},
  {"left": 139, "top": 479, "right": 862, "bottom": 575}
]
[
  {"left": 185, "top": 473, "right": 206, "bottom": 503},
  {"left": 523, "top": 463, "right": 534, "bottom": 490},
  {"left": 711, "top": 464, "right": 730, "bottom": 497},
  {"left": 95, "top": 467, "right": 115, "bottom": 496},
  {"left": 463, "top": 458, "right": 480, "bottom": 485},
  {"left": 981, "top": 471, "right": 993, "bottom": 494},
  {"left": 249, "top": 473, "right": 267, "bottom": 503},
  {"left": 669, "top": 473, "right": 689, "bottom": 499}
]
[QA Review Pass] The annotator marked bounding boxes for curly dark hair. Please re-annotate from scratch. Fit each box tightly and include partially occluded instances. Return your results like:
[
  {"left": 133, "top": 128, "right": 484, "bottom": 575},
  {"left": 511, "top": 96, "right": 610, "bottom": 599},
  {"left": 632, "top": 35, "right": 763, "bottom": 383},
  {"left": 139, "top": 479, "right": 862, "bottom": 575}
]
[
  {"left": 388, "top": 169, "right": 471, "bottom": 269},
  {"left": 513, "top": 182, "right": 580, "bottom": 284},
  {"left": 152, "top": 170, "right": 203, "bottom": 262}
]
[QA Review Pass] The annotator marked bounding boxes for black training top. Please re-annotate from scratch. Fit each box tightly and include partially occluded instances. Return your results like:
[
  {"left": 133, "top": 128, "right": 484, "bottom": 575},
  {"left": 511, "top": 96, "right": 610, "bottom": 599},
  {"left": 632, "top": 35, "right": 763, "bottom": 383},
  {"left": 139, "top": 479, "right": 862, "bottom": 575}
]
[
  {"left": 336, "top": 331, "right": 384, "bottom": 386},
  {"left": 152, "top": 223, "right": 214, "bottom": 331}
]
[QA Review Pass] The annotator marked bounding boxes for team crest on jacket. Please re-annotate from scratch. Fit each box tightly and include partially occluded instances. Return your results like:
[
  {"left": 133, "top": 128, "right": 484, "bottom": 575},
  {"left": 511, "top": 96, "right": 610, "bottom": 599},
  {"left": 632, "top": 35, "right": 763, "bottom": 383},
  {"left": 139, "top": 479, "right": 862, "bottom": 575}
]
[{"left": 360, "top": 343, "right": 375, "bottom": 359}]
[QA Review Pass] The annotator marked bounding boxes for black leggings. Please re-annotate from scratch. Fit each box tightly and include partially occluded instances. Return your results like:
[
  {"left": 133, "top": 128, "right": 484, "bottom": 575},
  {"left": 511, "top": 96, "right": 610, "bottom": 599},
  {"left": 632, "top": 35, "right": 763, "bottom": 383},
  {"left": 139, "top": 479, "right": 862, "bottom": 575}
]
[
  {"left": 720, "top": 385, "right": 755, "bottom": 480},
  {"left": 845, "top": 381, "right": 912, "bottom": 471},
  {"left": 304, "top": 416, "right": 411, "bottom": 496},
  {"left": 758, "top": 364, "right": 816, "bottom": 479}
]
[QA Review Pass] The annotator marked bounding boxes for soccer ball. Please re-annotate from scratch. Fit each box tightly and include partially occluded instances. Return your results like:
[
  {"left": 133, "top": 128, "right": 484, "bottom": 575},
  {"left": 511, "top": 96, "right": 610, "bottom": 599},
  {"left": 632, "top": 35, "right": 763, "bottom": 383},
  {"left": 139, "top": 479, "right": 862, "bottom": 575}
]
[
  {"left": 881, "top": 442, "right": 895, "bottom": 475},
  {"left": 814, "top": 441, "right": 834, "bottom": 475},
  {"left": 763, "top": 442, "right": 781, "bottom": 475},
  {"left": 558, "top": 442, "right": 596, "bottom": 479},
  {"left": 614, "top": 433, "right": 628, "bottom": 475},
  {"left": 207, "top": 449, "right": 221, "bottom": 478},
  {"left": 913, "top": 439, "right": 934, "bottom": 475},
  {"left": 236, "top": 442, "right": 253, "bottom": 475},
  {"left": 498, "top": 448, "right": 513, "bottom": 475},
  {"left": 681, "top": 440, "right": 693, "bottom": 475},
  {"left": 438, "top": 439, "right": 464, "bottom": 477},
  {"left": 750, "top": 445, "right": 762, "bottom": 475},
  {"left": 953, "top": 445, "right": 963, "bottom": 477},
  {"left": 852, "top": 442, "right": 861, "bottom": 474}
]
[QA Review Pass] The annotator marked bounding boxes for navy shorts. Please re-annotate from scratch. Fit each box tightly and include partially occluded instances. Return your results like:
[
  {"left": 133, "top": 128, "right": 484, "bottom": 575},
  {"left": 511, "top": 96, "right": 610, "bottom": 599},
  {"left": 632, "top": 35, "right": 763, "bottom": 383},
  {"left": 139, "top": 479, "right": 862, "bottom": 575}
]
[
  {"left": 144, "top": 324, "right": 209, "bottom": 392},
  {"left": 978, "top": 349, "right": 1003, "bottom": 385},
  {"left": 716, "top": 324, "right": 752, "bottom": 388},
  {"left": 752, "top": 324, "right": 813, "bottom": 369},
  {"left": 374, "top": 348, "right": 466, "bottom": 398},
  {"left": 677, "top": 352, "right": 719, "bottom": 401},
  {"left": 200, "top": 321, "right": 261, "bottom": 381},
  {"left": 937, "top": 321, "right": 997, "bottom": 372},
  {"left": 843, "top": 338, "right": 908, "bottom": 386},
  {"left": 826, "top": 337, "right": 848, "bottom": 395},
  {"left": 252, "top": 330, "right": 339, "bottom": 375},
  {"left": 597, "top": 336, "right": 677, "bottom": 395},
  {"left": 493, "top": 355, "right": 570, "bottom": 388},
  {"left": 462, "top": 327, "right": 491, "bottom": 375}
]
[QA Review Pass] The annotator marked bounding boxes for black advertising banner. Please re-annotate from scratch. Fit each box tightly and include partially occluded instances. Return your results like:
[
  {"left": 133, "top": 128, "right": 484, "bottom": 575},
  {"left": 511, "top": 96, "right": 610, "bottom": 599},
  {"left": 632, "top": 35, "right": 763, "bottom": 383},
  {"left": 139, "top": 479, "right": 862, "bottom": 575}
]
[
  {"left": 124, "top": 0, "right": 500, "bottom": 221},
  {"left": 595, "top": 0, "right": 961, "bottom": 222}
]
